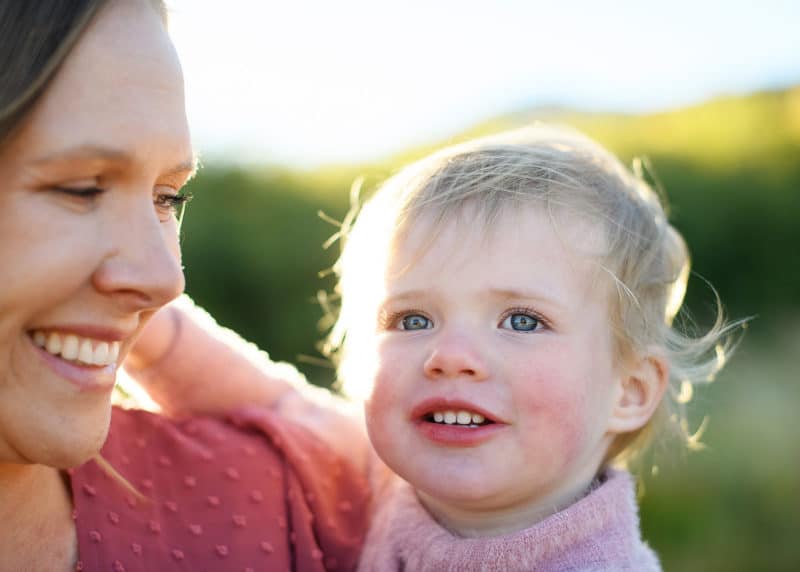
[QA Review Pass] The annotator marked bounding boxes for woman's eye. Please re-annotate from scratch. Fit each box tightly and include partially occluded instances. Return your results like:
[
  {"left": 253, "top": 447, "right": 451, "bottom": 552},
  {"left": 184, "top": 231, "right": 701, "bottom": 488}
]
[
  {"left": 501, "top": 312, "right": 540, "bottom": 332},
  {"left": 50, "top": 186, "right": 106, "bottom": 211},
  {"left": 154, "top": 189, "right": 193, "bottom": 223},
  {"left": 55, "top": 186, "right": 105, "bottom": 199},
  {"left": 398, "top": 314, "right": 432, "bottom": 331}
]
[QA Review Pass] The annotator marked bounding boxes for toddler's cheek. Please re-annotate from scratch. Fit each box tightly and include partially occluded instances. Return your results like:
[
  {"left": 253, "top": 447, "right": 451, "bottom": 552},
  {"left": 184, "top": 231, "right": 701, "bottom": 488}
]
[
  {"left": 546, "top": 413, "right": 588, "bottom": 467},
  {"left": 363, "top": 369, "right": 401, "bottom": 449},
  {"left": 517, "top": 384, "right": 593, "bottom": 468},
  {"left": 365, "top": 365, "right": 405, "bottom": 422}
]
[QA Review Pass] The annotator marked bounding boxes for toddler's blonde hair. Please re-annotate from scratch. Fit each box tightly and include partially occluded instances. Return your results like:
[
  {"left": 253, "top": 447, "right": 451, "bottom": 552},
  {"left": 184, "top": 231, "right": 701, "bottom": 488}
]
[{"left": 326, "top": 125, "right": 736, "bottom": 467}]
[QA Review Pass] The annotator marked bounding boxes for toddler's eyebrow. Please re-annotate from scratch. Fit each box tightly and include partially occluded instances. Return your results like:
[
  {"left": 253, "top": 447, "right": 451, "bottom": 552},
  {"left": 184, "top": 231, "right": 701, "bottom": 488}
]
[
  {"left": 379, "top": 290, "right": 427, "bottom": 305},
  {"left": 488, "top": 287, "right": 566, "bottom": 312},
  {"left": 380, "top": 287, "right": 567, "bottom": 313}
]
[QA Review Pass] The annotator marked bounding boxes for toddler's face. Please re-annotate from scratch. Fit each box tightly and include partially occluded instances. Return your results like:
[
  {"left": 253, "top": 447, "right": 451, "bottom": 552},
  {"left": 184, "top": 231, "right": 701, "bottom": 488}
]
[{"left": 365, "top": 205, "right": 626, "bottom": 532}]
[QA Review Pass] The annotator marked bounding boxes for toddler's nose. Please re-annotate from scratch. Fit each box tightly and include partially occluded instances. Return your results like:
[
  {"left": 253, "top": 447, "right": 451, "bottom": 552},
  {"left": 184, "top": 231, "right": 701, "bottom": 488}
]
[{"left": 423, "top": 334, "right": 489, "bottom": 381}]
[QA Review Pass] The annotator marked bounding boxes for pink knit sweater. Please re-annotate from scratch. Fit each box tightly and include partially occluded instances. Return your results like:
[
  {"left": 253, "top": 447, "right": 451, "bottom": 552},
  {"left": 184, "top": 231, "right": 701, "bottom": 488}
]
[{"left": 358, "top": 469, "right": 661, "bottom": 571}]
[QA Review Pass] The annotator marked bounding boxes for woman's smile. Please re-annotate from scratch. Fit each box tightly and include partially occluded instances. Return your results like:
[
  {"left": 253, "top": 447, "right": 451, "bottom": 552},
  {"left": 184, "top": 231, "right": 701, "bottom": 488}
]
[{"left": 26, "top": 328, "right": 128, "bottom": 391}]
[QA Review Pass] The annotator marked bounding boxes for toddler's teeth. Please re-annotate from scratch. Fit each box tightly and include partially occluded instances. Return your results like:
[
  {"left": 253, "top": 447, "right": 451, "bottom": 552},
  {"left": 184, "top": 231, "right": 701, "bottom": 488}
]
[
  {"left": 33, "top": 331, "right": 47, "bottom": 347},
  {"left": 78, "top": 339, "right": 94, "bottom": 364},
  {"left": 428, "top": 409, "right": 490, "bottom": 426},
  {"left": 46, "top": 332, "right": 62, "bottom": 355},
  {"left": 62, "top": 335, "right": 80, "bottom": 361},
  {"left": 93, "top": 342, "right": 109, "bottom": 365}
]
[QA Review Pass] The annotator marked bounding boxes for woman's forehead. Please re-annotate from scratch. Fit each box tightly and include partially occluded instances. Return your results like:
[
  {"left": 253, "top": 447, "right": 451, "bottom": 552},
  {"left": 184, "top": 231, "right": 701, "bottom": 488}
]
[{"left": 9, "top": 0, "right": 189, "bottom": 165}]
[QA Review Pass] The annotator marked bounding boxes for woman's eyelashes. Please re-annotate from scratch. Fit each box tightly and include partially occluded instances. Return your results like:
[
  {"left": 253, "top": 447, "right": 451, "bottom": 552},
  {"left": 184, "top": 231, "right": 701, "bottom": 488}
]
[
  {"left": 154, "top": 187, "right": 193, "bottom": 222},
  {"left": 51, "top": 184, "right": 192, "bottom": 222},
  {"left": 51, "top": 185, "right": 106, "bottom": 212},
  {"left": 54, "top": 185, "right": 105, "bottom": 199}
]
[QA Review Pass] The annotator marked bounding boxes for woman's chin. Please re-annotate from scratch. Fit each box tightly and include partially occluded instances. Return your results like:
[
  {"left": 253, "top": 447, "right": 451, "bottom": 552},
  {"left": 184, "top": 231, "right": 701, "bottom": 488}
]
[{"left": 33, "top": 406, "right": 112, "bottom": 470}]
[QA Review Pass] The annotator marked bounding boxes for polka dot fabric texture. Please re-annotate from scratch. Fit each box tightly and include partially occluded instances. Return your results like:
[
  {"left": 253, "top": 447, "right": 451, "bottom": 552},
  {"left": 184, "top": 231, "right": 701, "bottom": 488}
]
[{"left": 69, "top": 407, "right": 370, "bottom": 571}]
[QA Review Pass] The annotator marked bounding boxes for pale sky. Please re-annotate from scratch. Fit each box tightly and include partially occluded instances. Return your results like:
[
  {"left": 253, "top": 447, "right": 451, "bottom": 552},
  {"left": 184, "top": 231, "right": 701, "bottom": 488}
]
[{"left": 168, "top": 0, "right": 800, "bottom": 167}]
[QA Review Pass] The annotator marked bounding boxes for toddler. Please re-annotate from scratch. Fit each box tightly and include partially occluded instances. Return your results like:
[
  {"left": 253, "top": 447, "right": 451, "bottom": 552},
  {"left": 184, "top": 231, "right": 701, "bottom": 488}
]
[{"left": 129, "top": 125, "right": 734, "bottom": 571}]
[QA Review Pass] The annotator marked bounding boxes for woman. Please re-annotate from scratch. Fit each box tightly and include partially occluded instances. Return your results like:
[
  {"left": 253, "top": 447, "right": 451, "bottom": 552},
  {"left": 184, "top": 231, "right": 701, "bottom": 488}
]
[{"left": 0, "top": 1, "right": 368, "bottom": 570}]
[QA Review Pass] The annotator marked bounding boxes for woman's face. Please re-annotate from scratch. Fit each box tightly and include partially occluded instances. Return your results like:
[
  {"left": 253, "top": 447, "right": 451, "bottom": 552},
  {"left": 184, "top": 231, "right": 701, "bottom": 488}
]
[{"left": 0, "top": 0, "right": 193, "bottom": 468}]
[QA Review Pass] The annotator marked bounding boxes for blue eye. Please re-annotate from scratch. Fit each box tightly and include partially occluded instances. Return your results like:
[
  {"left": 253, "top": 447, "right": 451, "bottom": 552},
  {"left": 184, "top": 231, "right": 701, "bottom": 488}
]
[
  {"left": 399, "top": 314, "right": 432, "bottom": 331},
  {"left": 501, "top": 312, "right": 540, "bottom": 332}
]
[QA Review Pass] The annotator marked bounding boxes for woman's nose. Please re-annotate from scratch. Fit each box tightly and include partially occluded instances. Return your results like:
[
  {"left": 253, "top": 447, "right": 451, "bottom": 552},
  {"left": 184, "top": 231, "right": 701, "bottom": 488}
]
[
  {"left": 423, "top": 332, "right": 489, "bottom": 381},
  {"left": 91, "top": 198, "right": 185, "bottom": 312}
]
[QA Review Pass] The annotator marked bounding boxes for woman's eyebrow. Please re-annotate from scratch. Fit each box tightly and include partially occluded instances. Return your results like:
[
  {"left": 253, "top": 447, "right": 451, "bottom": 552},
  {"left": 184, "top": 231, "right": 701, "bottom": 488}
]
[
  {"left": 31, "top": 145, "right": 198, "bottom": 180},
  {"left": 165, "top": 156, "right": 199, "bottom": 181},
  {"left": 32, "top": 144, "right": 130, "bottom": 166}
]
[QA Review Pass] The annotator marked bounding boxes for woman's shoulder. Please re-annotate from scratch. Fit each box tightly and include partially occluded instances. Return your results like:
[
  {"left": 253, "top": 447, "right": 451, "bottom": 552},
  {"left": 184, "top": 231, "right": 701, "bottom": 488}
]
[{"left": 69, "top": 406, "right": 370, "bottom": 571}]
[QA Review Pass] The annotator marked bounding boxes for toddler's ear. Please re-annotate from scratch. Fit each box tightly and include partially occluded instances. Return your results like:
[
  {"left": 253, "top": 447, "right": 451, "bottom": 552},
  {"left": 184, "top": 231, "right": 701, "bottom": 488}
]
[{"left": 607, "top": 348, "right": 669, "bottom": 434}]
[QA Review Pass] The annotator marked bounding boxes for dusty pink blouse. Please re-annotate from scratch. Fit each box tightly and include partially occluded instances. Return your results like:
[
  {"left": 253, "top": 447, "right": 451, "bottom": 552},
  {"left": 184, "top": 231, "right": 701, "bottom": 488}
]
[{"left": 69, "top": 406, "right": 370, "bottom": 572}]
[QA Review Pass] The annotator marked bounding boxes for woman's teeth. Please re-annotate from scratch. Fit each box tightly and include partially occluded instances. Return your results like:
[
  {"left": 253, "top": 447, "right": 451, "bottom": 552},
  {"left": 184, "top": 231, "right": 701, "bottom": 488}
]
[
  {"left": 430, "top": 410, "right": 486, "bottom": 426},
  {"left": 32, "top": 331, "right": 120, "bottom": 367}
]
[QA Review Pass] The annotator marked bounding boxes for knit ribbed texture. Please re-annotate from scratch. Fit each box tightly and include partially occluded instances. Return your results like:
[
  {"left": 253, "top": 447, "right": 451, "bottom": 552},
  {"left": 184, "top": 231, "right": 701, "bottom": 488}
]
[{"left": 358, "top": 469, "right": 660, "bottom": 571}]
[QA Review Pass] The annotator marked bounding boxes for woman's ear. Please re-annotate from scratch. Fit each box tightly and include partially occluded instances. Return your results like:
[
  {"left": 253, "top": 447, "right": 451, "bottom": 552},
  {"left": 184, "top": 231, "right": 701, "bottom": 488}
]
[{"left": 607, "top": 348, "right": 669, "bottom": 434}]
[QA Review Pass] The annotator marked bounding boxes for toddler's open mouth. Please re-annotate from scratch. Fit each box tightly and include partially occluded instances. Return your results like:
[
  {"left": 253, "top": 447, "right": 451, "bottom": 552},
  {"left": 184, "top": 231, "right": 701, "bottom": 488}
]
[
  {"left": 422, "top": 409, "right": 495, "bottom": 428},
  {"left": 413, "top": 401, "right": 504, "bottom": 447}
]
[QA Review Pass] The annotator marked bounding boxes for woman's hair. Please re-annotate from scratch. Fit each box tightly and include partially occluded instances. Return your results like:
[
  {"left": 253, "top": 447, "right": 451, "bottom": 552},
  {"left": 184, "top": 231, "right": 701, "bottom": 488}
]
[
  {"left": 0, "top": 0, "right": 167, "bottom": 149},
  {"left": 326, "top": 125, "right": 738, "bottom": 466}
]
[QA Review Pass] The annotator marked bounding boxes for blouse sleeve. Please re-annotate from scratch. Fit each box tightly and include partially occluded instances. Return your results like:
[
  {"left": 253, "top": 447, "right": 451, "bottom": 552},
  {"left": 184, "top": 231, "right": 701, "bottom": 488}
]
[{"left": 228, "top": 405, "right": 372, "bottom": 571}]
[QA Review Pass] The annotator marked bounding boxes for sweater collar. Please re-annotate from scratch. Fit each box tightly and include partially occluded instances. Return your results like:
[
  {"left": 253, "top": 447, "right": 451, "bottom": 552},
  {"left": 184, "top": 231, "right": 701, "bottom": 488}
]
[{"left": 386, "top": 469, "right": 657, "bottom": 571}]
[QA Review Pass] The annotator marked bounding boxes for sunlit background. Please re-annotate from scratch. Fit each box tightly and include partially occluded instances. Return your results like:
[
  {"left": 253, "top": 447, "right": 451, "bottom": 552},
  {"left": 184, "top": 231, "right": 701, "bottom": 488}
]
[
  {"left": 169, "top": 0, "right": 799, "bottom": 166},
  {"left": 163, "top": 2, "right": 800, "bottom": 570}
]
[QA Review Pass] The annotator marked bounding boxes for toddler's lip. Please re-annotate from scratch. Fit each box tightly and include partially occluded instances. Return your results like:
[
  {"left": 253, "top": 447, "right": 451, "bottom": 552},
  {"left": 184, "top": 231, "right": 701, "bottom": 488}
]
[
  {"left": 410, "top": 397, "right": 504, "bottom": 426},
  {"left": 412, "top": 398, "right": 508, "bottom": 447}
]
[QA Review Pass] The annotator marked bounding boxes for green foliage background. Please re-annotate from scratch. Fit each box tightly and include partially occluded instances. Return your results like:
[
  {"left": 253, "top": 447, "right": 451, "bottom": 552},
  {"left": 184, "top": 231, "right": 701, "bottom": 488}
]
[{"left": 180, "top": 87, "right": 800, "bottom": 570}]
